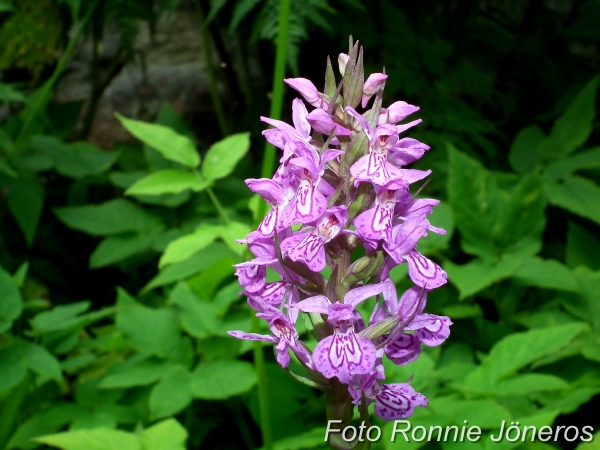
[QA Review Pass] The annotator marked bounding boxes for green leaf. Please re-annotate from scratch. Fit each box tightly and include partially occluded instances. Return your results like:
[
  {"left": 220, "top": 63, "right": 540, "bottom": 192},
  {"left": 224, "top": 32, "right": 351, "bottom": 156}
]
[
  {"left": 219, "top": 221, "right": 251, "bottom": 256},
  {"left": 116, "top": 288, "right": 183, "bottom": 358},
  {"left": 12, "top": 261, "right": 29, "bottom": 288},
  {"left": 0, "top": 266, "right": 22, "bottom": 332},
  {"left": 99, "top": 358, "right": 175, "bottom": 389},
  {"left": 0, "top": 346, "right": 27, "bottom": 394},
  {"left": 169, "top": 282, "right": 219, "bottom": 339},
  {"left": 576, "top": 431, "right": 600, "bottom": 450},
  {"left": 35, "top": 428, "right": 140, "bottom": 450},
  {"left": 125, "top": 170, "right": 208, "bottom": 196},
  {"left": 574, "top": 267, "right": 600, "bottom": 332},
  {"left": 544, "top": 75, "right": 600, "bottom": 158},
  {"left": 149, "top": 366, "right": 192, "bottom": 419},
  {"left": 70, "top": 411, "right": 116, "bottom": 431},
  {"left": 495, "top": 373, "right": 569, "bottom": 395},
  {"left": 262, "top": 427, "right": 327, "bottom": 450},
  {"left": 484, "top": 410, "right": 560, "bottom": 450},
  {"left": 190, "top": 360, "right": 257, "bottom": 400},
  {"left": 543, "top": 175, "right": 600, "bottom": 225},
  {"left": 30, "top": 136, "right": 119, "bottom": 179},
  {"left": 454, "top": 400, "right": 512, "bottom": 428},
  {"left": 7, "top": 175, "right": 44, "bottom": 245},
  {"left": 7, "top": 404, "right": 87, "bottom": 450},
  {"left": 89, "top": 234, "right": 156, "bottom": 269},
  {"left": 201, "top": 133, "right": 250, "bottom": 182},
  {"left": 29, "top": 302, "right": 90, "bottom": 334},
  {"left": 116, "top": 114, "right": 200, "bottom": 168},
  {"left": 159, "top": 224, "right": 221, "bottom": 267},
  {"left": 509, "top": 125, "right": 546, "bottom": 174},
  {"left": 187, "top": 257, "right": 237, "bottom": 301},
  {"left": 567, "top": 221, "right": 600, "bottom": 271},
  {"left": 511, "top": 257, "right": 579, "bottom": 292},
  {"left": 54, "top": 199, "right": 164, "bottom": 236},
  {"left": 24, "top": 343, "right": 63, "bottom": 383},
  {"left": 140, "top": 419, "right": 188, "bottom": 450},
  {"left": 463, "top": 323, "right": 588, "bottom": 393},
  {"left": 544, "top": 147, "right": 600, "bottom": 179},
  {"left": 0, "top": 157, "right": 17, "bottom": 177},
  {"left": 444, "top": 253, "right": 523, "bottom": 299},
  {"left": 447, "top": 147, "right": 545, "bottom": 258}
]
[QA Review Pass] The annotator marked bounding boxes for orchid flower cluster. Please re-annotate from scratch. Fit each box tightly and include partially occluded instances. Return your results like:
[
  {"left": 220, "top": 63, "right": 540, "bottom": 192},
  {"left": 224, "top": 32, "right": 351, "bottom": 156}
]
[{"left": 229, "top": 39, "right": 450, "bottom": 443}]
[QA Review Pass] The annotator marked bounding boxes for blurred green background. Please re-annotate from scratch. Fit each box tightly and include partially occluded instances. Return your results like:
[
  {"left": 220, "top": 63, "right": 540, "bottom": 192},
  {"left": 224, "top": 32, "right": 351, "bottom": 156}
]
[{"left": 0, "top": 0, "right": 599, "bottom": 449}]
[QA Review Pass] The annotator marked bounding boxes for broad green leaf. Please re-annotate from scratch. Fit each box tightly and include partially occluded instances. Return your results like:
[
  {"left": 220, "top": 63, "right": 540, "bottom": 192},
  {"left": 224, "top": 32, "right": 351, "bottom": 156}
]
[
  {"left": 201, "top": 133, "right": 250, "bottom": 182},
  {"left": 116, "top": 288, "right": 183, "bottom": 358},
  {"left": 190, "top": 360, "right": 257, "bottom": 400},
  {"left": 29, "top": 302, "right": 90, "bottom": 334},
  {"left": 261, "top": 427, "right": 327, "bottom": 450},
  {"left": 125, "top": 170, "right": 208, "bottom": 196},
  {"left": 544, "top": 75, "right": 599, "bottom": 158},
  {"left": 99, "top": 359, "right": 175, "bottom": 389},
  {"left": 149, "top": 366, "right": 192, "bottom": 419},
  {"left": 7, "top": 175, "right": 44, "bottom": 245},
  {"left": 444, "top": 253, "right": 523, "bottom": 299},
  {"left": 543, "top": 175, "right": 600, "bottom": 225},
  {"left": 483, "top": 410, "right": 560, "bottom": 450},
  {"left": 159, "top": 224, "right": 220, "bottom": 267},
  {"left": 187, "top": 257, "right": 237, "bottom": 301},
  {"left": 574, "top": 267, "right": 600, "bottom": 332},
  {"left": 140, "top": 419, "right": 188, "bottom": 450},
  {"left": 447, "top": 147, "right": 545, "bottom": 258},
  {"left": 116, "top": 114, "right": 200, "bottom": 168},
  {"left": 7, "top": 404, "right": 87, "bottom": 450},
  {"left": 495, "top": 373, "right": 569, "bottom": 395},
  {"left": 566, "top": 221, "right": 600, "bottom": 271},
  {"left": 35, "top": 428, "right": 140, "bottom": 450},
  {"left": 89, "top": 234, "right": 156, "bottom": 268},
  {"left": 463, "top": 323, "right": 587, "bottom": 393},
  {"left": 30, "top": 136, "right": 119, "bottom": 179},
  {"left": 509, "top": 125, "right": 546, "bottom": 174},
  {"left": 0, "top": 266, "right": 22, "bottom": 332},
  {"left": 577, "top": 431, "right": 600, "bottom": 450},
  {"left": 12, "top": 261, "right": 29, "bottom": 288},
  {"left": 544, "top": 147, "right": 600, "bottom": 179},
  {"left": 219, "top": 221, "right": 251, "bottom": 256},
  {"left": 70, "top": 411, "right": 116, "bottom": 431},
  {"left": 454, "top": 400, "right": 512, "bottom": 428},
  {"left": 0, "top": 157, "right": 17, "bottom": 177},
  {"left": 54, "top": 199, "right": 164, "bottom": 236},
  {"left": 512, "top": 257, "right": 579, "bottom": 292},
  {"left": 144, "top": 242, "right": 238, "bottom": 291},
  {"left": 384, "top": 412, "right": 453, "bottom": 450},
  {"left": 24, "top": 343, "right": 63, "bottom": 383},
  {"left": 169, "top": 282, "right": 219, "bottom": 339},
  {"left": 0, "top": 346, "right": 27, "bottom": 394}
]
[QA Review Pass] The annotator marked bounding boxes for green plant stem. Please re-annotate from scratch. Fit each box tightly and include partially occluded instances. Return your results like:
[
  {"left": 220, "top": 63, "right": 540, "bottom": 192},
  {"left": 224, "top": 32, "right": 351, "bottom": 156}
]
[
  {"left": 206, "top": 186, "right": 230, "bottom": 225},
  {"left": 15, "top": 0, "right": 99, "bottom": 147},
  {"left": 0, "top": 375, "right": 30, "bottom": 449},
  {"left": 260, "top": 0, "right": 292, "bottom": 180},
  {"left": 194, "top": 0, "right": 229, "bottom": 138}
]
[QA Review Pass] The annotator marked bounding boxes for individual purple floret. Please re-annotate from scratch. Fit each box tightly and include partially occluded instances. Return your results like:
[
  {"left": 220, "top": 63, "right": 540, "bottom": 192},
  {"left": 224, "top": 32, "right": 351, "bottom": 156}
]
[{"left": 229, "top": 38, "right": 450, "bottom": 448}]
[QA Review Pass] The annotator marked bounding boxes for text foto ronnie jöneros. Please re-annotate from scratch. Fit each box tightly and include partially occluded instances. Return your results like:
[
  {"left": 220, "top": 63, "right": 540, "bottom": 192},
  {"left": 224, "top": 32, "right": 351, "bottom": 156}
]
[{"left": 325, "top": 420, "right": 595, "bottom": 443}]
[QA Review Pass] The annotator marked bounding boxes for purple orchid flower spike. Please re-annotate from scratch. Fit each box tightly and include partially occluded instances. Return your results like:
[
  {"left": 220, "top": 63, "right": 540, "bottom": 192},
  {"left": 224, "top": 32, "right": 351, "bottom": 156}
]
[
  {"left": 362, "top": 73, "right": 388, "bottom": 108},
  {"left": 349, "top": 372, "right": 428, "bottom": 420},
  {"left": 231, "top": 45, "right": 449, "bottom": 428},
  {"left": 284, "top": 78, "right": 326, "bottom": 108},
  {"left": 281, "top": 206, "right": 347, "bottom": 272},
  {"left": 353, "top": 179, "right": 409, "bottom": 243},
  {"left": 293, "top": 283, "right": 388, "bottom": 383},
  {"left": 382, "top": 219, "right": 448, "bottom": 289},
  {"left": 345, "top": 107, "right": 426, "bottom": 186},
  {"left": 306, "top": 108, "right": 352, "bottom": 137},
  {"left": 229, "top": 305, "right": 311, "bottom": 369},
  {"left": 378, "top": 101, "right": 420, "bottom": 125}
]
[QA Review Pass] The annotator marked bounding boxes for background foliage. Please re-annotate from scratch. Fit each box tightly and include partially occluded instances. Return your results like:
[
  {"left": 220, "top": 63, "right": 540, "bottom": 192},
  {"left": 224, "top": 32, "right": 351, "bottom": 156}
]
[{"left": 0, "top": 0, "right": 600, "bottom": 449}]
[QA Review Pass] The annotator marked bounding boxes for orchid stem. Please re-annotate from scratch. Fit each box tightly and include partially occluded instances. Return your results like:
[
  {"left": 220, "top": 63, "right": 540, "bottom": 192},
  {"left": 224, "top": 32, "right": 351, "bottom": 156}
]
[{"left": 194, "top": 0, "right": 229, "bottom": 138}]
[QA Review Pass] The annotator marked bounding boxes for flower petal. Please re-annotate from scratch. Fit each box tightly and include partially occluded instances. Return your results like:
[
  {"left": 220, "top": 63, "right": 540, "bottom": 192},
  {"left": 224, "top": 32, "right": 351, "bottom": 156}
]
[
  {"left": 313, "top": 332, "right": 377, "bottom": 383},
  {"left": 385, "top": 334, "right": 422, "bottom": 366},
  {"left": 374, "top": 383, "right": 428, "bottom": 420},
  {"left": 405, "top": 251, "right": 447, "bottom": 289}
]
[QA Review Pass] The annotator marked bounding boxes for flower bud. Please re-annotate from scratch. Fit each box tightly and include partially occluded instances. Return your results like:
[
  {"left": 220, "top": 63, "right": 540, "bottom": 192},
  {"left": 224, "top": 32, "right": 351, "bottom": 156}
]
[
  {"left": 362, "top": 73, "right": 388, "bottom": 108},
  {"left": 338, "top": 53, "right": 349, "bottom": 76},
  {"left": 343, "top": 251, "right": 385, "bottom": 289},
  {"left": 359, "top": 315, "right": 401, "bottom": 341}
]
